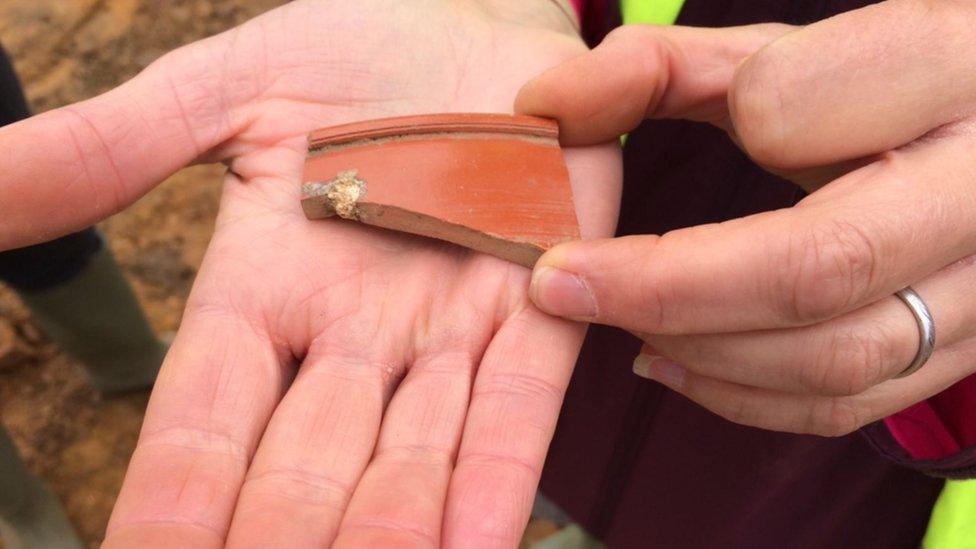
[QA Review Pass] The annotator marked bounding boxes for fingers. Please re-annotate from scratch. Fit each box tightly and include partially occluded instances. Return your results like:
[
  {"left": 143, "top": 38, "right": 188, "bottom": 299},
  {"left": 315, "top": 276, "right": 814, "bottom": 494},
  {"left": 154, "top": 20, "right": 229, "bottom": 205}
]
[
  {"left": 444, "top": 305, "right": 584, "bottom": 548},
  {"left": 329, "top": 264, "right": 500, "bottom": 549},
  {"left": 728, "top": 0, "right": 976, "bottom": 170},
  {"left": 331, "top": 351, "right": 475, "bottom": 548},
  {"left": 517, "top": 2, "right": 976, "bottom": 173},
  {"left": 531, "top": 131, "right": 976, "bottom": 334},
  {"left": 514, "top": 23, "right": 793, "bottom": 145},
  {"left": 635, "top": 336, "right": 976, "bottom": 437},
  {"left": 103, "top": 302, "right": 285, "bottom": 548},
  {"left": 0, "top": 35, "right": 248, "bottom": 250},
  {"left": 640, "top": 254, "right": 976, "bottom": 396},
  {"left": 224, "top": 345, "right": 395, "bottom": 548}
]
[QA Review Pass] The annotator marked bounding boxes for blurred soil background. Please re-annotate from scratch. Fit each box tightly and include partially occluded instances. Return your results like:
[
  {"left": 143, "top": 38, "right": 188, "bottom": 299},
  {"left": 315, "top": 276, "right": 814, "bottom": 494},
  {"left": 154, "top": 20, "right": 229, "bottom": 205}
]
[
  {"left": 0, "top": 1, "right": 561, "bottom": 547},
  {"left": 0, "top": 1, "right": 282, "bottom": 545}
]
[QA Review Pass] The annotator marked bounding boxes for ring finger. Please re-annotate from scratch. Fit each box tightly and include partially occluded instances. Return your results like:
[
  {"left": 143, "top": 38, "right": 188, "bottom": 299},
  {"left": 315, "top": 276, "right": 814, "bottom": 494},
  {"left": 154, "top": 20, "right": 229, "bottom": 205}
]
[
  {"left": 638, "top": 335, "right": 976, "bottom": 437},
  {"left": 641, "top": 255, "right": 976, "bottom": 396}
]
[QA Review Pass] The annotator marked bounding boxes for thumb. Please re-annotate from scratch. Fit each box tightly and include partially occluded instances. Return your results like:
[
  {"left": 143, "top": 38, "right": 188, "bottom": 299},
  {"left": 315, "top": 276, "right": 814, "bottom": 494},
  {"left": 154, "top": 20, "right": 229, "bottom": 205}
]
[
  {"left": 0, "top": 36, "right": 247, "bottom": 251},
  {"left": 514, "top": 23, "right": 793, "bottom": 145}
]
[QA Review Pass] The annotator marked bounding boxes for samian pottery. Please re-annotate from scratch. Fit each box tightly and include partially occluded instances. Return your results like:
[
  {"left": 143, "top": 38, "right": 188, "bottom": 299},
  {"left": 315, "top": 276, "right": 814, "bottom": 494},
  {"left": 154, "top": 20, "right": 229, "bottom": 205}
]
[{"left": 301, "top": 113, "right": 580, "bottom": 267}]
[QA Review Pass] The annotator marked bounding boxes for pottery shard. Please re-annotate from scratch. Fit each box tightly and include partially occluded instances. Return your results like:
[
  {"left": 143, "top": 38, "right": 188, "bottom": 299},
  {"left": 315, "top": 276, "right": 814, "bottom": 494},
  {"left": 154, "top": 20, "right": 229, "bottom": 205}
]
[{"left": 301, "top": 113, "right": 580, "bottom": 268}]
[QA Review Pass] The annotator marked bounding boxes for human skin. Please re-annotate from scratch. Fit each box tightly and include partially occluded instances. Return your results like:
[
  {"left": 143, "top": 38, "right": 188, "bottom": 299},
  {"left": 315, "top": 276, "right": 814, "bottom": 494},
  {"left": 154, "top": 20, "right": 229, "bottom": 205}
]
[
  {"left": 0, "top": 1, "right": 621, "bottom": 546},
  {"left": 518, "top": 0, "right": 976, "bottom": 436}
]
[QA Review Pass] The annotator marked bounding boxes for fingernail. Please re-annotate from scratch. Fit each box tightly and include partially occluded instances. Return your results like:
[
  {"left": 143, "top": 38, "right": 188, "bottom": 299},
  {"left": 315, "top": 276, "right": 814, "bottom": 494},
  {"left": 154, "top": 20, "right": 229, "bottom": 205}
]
[
  {"left": 530, "top": 266, "right": 597, "bottom": 318},
  {"left": 633, "top": 354, "right": 686, "bottom": 388}
]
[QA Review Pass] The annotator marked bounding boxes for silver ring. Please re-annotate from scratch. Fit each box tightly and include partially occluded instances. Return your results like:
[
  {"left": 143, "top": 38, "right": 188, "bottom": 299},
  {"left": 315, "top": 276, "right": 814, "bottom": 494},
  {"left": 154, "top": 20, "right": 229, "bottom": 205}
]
[{"left": 894, "top": 287, "right": 936, "bottom": 378}]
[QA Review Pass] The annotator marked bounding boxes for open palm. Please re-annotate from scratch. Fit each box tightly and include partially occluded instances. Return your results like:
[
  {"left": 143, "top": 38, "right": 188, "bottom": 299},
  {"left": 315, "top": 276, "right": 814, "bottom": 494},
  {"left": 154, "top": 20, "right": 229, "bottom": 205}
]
[{"left": 0, "top": 1, "right": 619, "bottom": 546}]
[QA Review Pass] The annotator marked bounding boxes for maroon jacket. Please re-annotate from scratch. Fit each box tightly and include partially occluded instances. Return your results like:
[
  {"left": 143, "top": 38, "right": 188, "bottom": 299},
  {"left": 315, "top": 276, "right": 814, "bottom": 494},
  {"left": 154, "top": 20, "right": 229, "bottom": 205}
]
[{"left": 541, "top": 1, "right": 976, "bottom": 547}]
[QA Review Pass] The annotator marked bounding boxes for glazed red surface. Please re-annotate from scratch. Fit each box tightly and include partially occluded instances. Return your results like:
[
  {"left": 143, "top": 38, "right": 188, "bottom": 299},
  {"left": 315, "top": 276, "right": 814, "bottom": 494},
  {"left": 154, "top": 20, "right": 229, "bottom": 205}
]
[{"left": 304, "top": 126, "right": 579, "bottom": 250}]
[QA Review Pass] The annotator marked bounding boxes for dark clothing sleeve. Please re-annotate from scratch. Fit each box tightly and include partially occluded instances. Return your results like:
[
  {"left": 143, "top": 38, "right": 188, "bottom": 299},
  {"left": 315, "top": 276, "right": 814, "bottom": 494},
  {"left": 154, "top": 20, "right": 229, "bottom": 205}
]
[
  {"left": 0, "top": 44, "right": 28, "bottom": 125},
  {"left": 864, "top": 421, "right": 976, "bottom": 479}
]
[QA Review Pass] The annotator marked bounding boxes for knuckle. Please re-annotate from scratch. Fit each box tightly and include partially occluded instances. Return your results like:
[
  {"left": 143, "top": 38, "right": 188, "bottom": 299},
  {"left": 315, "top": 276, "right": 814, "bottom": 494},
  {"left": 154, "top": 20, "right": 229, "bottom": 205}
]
[
  {"left": 380, "top": 443, "right": 452, "bottom": 467},
  {"left": 729, "top": 44, "right": 795, "bottom": 168},
  {"left": 342, "top": 517, "right": 438, "bottom": 547},
  {"left": 140, "top": 425, "right": 249, "bottom": 464},
  {"left": 717, "top": 395, "right": 756, "bottom": 428},
  {"left": 777, "top": 220, "right": 880, "bottom": 324},
  {"left": 804, "top": 326, "right": 889, "bottom": 395},
  {"left": 633, "top": 234, "right": 671, "bottom": 333},
  {"left": 585, "top": 234, "right": 669, "bottom": 333},
  {"left": 604, "top": 25, "right": 673, "bottom": 119},
  {"left": 59, "top": 107, "right": 127, "bottom": 214},
  {"left": 475, "top": 371, "right": 563, "bottom": 407},
  {"left": 635, "top": 274, "right": 668, "bottom": 334},
  {"left": 808, "top": 398, "right": 864, "bottom": 437},
  {"left": 604, "top": 24, "right": 646, "bottom": 46},
  {"left": 244, "top": 466, "right": 353, "bottom": 507},
  {"left": 461, "top": 451, "right": 541, "bottom": 479},
  {"left": 605, "top": 24, "right": 662, "bottom": 52}
]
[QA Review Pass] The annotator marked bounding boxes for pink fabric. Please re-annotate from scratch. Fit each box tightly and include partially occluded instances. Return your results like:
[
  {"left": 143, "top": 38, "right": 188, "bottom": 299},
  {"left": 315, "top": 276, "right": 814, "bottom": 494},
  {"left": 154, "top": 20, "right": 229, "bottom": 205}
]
[
  {"left": 568, "top": 0, "right": 585, "bottom": 21},
  {"left": 885, "top": 373, "right": 976, "bottom": 460}
]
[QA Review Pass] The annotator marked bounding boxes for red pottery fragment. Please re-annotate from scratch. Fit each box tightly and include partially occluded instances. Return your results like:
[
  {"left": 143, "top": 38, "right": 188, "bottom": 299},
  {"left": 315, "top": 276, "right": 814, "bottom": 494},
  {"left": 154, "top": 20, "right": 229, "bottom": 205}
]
[{"left": 301, "top": 113, "right": 580, "bottom": 267}]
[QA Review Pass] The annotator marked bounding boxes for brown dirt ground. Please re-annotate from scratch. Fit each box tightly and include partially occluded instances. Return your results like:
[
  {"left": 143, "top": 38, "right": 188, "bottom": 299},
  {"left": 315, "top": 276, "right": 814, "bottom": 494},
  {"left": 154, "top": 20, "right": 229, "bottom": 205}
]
[{"left": 0, "top": 2, "right": 556, "bottom": 547}]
